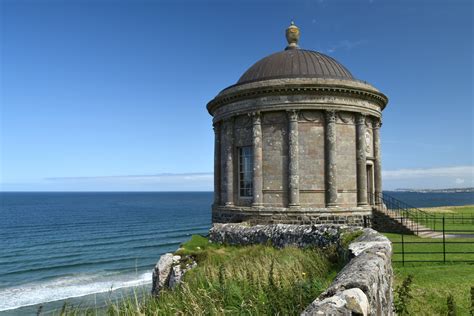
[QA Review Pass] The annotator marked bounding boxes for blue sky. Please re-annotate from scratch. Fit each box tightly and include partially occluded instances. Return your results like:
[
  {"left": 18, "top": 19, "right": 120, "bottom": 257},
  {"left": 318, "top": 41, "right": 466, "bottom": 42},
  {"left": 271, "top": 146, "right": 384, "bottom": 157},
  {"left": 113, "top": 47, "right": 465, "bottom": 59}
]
[{"left": 1, "top": 0, "right": 472, "bottom": 191}]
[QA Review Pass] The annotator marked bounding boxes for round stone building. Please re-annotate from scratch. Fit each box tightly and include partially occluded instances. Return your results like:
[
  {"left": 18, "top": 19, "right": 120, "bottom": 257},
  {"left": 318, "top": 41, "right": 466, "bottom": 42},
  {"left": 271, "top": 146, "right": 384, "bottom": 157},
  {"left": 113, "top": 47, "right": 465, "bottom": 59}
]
[{"left": 207, "top": 23, "right": 388, "bottom": 225}]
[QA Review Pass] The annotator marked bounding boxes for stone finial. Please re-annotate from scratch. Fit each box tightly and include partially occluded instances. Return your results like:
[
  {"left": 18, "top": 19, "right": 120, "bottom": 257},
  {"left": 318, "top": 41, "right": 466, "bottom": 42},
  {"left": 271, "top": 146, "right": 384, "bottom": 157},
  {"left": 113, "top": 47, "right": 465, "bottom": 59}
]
[{"left": 285, "top": 21, "right": 300, "bottom": 50}]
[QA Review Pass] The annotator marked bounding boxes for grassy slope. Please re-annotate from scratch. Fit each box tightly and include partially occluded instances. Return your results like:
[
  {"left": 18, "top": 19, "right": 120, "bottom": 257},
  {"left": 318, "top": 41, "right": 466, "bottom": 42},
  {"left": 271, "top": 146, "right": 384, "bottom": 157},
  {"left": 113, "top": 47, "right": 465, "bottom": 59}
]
[
  {"left": 420, "top": 205, "right": 474, "bottom": 232},
  {"left": 384, "top": 232, "right": 474, "bottom": 315},
  {"left": 385, "top": 233, "right": 474, "bottom": 262},
  {"left": 393, "top": 264, "right": 474, "bottom": 315},
  {"left": 106, "top": 235, "right": 343, "bottom": 316}
]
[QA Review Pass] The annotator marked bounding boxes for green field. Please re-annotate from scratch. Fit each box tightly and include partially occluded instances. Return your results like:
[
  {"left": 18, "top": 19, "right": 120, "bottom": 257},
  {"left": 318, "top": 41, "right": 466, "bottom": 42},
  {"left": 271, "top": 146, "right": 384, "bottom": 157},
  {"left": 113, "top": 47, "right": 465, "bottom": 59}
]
[
  {"left": 385, "top": 232, "right": 474, "bottom": 315},
  {"left": 386, "top": 233, "right": 474, "bottom": 262},
  {"left": 406, "top": 205, "right": 474, "bottom": 233}
]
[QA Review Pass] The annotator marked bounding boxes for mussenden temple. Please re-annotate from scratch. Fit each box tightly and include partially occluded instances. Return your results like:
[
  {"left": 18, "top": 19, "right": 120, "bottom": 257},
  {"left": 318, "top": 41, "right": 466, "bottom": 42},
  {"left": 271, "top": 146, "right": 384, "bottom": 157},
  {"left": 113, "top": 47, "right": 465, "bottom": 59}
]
[{"left": 207, "top": 22, "right": 388, "bottom": 225}]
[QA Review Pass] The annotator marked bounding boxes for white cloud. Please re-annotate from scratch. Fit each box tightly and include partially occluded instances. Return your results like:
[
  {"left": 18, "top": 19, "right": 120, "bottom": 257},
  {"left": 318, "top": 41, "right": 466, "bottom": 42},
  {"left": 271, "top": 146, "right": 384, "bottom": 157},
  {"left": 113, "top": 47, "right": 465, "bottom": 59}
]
[
  {"left": 0, "top": 173, "right": 215, "bottom": 191},
  {"left": 327, "top": 40, "right": 367, "bottom": 53},
  {"left": 382, "top": 166, "right": 473, "bottom": 179},
  {"left": 382, "top": 166, "right": 474, "bottom": 190}
]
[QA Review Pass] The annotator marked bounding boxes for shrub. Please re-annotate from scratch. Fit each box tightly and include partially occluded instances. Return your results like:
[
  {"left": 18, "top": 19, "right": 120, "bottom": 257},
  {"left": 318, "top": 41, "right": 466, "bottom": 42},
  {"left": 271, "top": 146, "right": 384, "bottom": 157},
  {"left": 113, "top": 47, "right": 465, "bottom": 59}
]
[{"left": 394, "top": 274, "right": 414, "bottom": 315}]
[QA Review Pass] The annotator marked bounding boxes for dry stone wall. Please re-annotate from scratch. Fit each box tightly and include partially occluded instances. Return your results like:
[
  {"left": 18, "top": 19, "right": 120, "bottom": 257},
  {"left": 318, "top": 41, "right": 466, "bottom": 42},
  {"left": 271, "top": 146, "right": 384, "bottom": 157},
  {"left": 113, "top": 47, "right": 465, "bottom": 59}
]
[{"left": 209, "top": 224, "right": 393, "bottom": 316}]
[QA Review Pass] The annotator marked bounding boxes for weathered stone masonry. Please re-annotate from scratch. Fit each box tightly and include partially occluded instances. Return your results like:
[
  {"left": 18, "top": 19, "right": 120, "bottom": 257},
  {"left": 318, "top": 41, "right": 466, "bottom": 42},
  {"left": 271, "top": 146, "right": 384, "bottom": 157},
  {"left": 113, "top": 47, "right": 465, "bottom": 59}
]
[{"left": 207, "top": 23, "right": 388, "bottom": 225}]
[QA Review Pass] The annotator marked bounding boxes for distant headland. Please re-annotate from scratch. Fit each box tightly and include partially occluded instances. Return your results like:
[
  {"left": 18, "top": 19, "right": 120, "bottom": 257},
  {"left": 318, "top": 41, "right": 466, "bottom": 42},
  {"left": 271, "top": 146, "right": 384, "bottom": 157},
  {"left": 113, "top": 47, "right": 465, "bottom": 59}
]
[{"left": 391, "top": 187, "right": 474, "bottom": 193}]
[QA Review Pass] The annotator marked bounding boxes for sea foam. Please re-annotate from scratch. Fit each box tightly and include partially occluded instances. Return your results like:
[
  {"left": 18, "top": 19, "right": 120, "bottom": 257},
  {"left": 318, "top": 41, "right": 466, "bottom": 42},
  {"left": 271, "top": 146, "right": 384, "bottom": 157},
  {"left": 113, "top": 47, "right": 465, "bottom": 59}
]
[{"left": 0, "top": 271, "right": 152, "bottom": 312}]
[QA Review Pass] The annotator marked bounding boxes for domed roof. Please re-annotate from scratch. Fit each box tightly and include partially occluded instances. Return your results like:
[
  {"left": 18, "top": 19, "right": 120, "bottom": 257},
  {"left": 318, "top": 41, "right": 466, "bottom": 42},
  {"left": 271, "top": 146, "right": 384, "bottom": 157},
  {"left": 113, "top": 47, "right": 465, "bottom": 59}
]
[
  {"left": 237, "top": 49, "right": 354, "bottom": 84},
  {"left": 236, "top": 22, "right": 354, "bottom": 85}
]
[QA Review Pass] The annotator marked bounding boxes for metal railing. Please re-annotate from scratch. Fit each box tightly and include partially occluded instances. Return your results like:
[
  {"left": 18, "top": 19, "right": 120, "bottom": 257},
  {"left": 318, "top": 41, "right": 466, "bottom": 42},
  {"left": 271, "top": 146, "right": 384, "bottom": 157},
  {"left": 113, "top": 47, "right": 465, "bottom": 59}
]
[
  {"left": 374, "top": 192, "right": 474, "bottom": 235},
  {"left": 393, "top": 217, "right": 474, "bottom": 265},
  {"left": 373, "top": 192, "right": 437, "bottom": 235}
]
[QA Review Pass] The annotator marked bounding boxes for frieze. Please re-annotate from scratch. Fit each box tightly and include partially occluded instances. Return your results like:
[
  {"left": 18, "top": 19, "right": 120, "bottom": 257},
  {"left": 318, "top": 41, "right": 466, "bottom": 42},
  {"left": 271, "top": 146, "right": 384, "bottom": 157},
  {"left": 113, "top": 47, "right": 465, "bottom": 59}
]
[
  {"left": 337, "top": 112, "right": 355, "bottom": 124},
  {"left": 300, "top": 110, "right": 323, "bottom": 123},
  {"left": 207, "top": 84, "right": 388, "bottom": 114},
  {"left": 262, "top": 112, "right": 287, "bottom": 125},
  {"left": 212, "top": 100, "right": 382, "bottom": 123},
  {"left": 234, "top": 114, "right": 252, "bottom": 129}
]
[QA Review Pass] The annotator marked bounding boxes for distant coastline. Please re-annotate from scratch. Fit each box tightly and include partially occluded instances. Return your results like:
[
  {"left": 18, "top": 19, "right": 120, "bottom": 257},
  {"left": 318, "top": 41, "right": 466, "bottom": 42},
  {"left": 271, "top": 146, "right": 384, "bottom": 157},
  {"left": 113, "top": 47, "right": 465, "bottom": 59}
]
[{"left": 391, "top": 188, "right": 474, "bottom": 193}]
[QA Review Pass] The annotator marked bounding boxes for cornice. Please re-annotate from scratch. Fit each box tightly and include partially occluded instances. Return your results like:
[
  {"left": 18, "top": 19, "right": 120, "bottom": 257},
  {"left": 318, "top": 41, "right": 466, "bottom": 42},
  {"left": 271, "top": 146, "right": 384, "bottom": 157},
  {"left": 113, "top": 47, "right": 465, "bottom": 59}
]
[{"left": 207, "top": 82, "right": 388, "bottom": 115}]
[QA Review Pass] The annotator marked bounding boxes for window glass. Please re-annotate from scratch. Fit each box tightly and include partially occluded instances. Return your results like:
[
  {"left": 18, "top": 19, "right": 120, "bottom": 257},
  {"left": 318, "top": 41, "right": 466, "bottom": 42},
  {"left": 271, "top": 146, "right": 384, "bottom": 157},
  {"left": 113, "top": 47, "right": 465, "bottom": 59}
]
[{"left": 239, "top": 146, "right": 253, "bottom": 197}]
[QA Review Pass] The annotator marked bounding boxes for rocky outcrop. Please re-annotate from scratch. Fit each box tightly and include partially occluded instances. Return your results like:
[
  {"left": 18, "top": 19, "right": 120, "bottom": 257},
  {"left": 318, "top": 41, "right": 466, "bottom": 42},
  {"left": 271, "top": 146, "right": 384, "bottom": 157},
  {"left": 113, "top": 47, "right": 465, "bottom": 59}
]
[
  {"left": 169, "top": 259, "right": 197, "bottom": 289},
  {"left": 302, "top": 228, "right": 393, "bottom": 316},
  {"left": 151, "top": 253, "right": 197, "bottom": 296},
  {"left": 151, "top": 253, "right": 174, "bottom": 296},
  {"left": 209, "top": 223, "right": 358, "bottom": 248}
]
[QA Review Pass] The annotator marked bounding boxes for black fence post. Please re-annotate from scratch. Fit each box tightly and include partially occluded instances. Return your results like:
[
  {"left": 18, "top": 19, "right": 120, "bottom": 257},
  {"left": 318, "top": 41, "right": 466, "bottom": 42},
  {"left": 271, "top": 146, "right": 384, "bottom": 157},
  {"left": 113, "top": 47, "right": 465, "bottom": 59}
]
[
  {"left": 401, "top": 232, "right": 405, "bottom": 266},
  {"left": 443, "top": 216, "right": 446, "bottom": 263}
]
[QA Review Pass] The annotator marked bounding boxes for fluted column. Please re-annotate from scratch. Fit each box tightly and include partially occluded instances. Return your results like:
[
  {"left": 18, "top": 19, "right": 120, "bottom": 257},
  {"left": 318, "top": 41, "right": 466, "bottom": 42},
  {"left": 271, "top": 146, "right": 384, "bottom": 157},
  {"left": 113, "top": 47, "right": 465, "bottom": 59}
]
[
  {"left": 213, "top": 122, "right": 221, "bottom": 206},
  {"left": 325, "top": 110, "right": 338, "bottom": 207},
  {"left": 288, "top": 110, "right": 300, "bottom": 207},
  {"left": 356, "top": 114, "right": 368, "bottom": 206},
  {"left": 251, "top": 112, "right": 263, "bottom": 207},
  {"left": 373, "top": 119, "right": 382, "bottom": 205},
  {"left": 222, "top": 118, "right": 234, "bottom": 206}
]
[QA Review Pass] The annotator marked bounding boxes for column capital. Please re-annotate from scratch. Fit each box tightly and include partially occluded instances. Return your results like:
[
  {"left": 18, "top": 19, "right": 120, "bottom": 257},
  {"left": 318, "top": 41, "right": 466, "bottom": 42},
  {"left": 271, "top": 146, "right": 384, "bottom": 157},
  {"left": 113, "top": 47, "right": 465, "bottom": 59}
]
[
  {"left": 373, "top": 119, "right": 382, "bottom": 129},
  {"left": 249, "top": 111, "right": 261, "bottom": 125},
  {"left": 287, "top": 109, "right": 299, "bottom": 122},
  {"left": 325, "top": 110, "right": 337, "bottom": 123},
  {"left": 356, "top": 113, "right": 366, "bottom": 125}
]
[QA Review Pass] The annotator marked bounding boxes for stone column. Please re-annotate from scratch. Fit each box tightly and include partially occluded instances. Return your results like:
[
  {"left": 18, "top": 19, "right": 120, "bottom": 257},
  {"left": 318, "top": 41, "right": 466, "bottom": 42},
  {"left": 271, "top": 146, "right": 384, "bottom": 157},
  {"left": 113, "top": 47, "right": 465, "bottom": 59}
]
[
  {"left": 288, "top": 110, "right": 300, "bottom": 207},
  {"left": 325, "top": 110, "right": 337, "bottom": 207},
  {"left": 213, "top": 122, "right": 221, "bottom": 206},
  {"left": 251, "top": 112, "right": 263, "bottom": 207},
  {"left": 222, "top": 118, "right": 234, "bottom": 206},
  {"left": 356, "top": 114, "right": 368, "bottom": 206},
  {"left": 373, "top": 119, "right": 382, "bottom": 205}
]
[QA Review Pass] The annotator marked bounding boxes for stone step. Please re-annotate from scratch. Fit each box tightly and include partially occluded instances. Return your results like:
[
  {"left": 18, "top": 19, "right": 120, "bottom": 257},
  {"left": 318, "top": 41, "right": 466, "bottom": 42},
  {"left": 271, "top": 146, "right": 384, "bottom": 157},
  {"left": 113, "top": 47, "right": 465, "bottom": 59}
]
[
  {"left": 376, "top": 207, "right": 441, "bottom": 238},
  {"left": 416, "top": 231, "right": 442, "bottom": 238}
]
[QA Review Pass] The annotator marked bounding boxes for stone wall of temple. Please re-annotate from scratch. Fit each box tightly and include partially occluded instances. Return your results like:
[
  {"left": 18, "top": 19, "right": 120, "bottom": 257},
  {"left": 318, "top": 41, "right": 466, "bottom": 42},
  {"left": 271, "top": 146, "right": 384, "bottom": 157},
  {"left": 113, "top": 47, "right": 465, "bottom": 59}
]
[
  {"left": 298, "top": 110, "right": 325, "bottom": 207},
  {"left": 218, "top": 110, "right": 375, "bottom": 210},
  {"left": 336, "top": 113, "right": 358, "bottom": 207},
  {"left": 262, "top": 112, "right": 288, "bottom": 206},
  {"left": 209, "top": 78, "right": 386, "bottom": 224}
]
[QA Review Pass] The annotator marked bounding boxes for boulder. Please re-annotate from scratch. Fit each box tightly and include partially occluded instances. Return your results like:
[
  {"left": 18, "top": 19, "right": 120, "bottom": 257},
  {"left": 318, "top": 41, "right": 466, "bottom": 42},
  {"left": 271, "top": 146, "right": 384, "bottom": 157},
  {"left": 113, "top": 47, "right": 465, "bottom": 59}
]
[
  {"left": 302, "top": 288, "right": 368, "bottom": 316},
  {"left": 151, "top": 253, "right": 175, "bottom": 296}
]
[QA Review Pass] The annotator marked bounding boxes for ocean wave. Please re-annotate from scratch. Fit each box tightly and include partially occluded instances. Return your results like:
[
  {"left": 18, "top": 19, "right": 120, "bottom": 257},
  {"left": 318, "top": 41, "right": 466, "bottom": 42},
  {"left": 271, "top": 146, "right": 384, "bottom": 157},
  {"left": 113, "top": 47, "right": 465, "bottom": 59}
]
[{"left": 0, "top": 271, "right": 152, "bottom": 312}]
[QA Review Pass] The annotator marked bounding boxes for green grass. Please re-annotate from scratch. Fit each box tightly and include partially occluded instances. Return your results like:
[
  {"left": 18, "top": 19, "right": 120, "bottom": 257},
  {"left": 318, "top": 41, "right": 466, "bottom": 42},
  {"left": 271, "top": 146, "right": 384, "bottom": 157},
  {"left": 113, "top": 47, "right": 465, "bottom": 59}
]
[
  {"left": 55, "top": 235, "right": 345, "bottom": 315},
  {"left": 384, "top": 233, "right": 474, "bottom": 315},
  {"left": 385, "top": 233, "right": 474, "bottom": 262},
  {"left": 407, "top": 205, "right": 474, "bottom": 233},
  {"left": 421, "top": 205, "right": 474, "bottom": 216}
]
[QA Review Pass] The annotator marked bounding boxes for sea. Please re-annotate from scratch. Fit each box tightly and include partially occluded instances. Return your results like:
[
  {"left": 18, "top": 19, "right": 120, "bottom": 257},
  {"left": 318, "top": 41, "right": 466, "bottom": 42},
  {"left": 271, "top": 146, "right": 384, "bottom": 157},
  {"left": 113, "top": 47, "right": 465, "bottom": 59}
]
[{"left": 0, "top": 191, "right": 473, "bottom": 314}]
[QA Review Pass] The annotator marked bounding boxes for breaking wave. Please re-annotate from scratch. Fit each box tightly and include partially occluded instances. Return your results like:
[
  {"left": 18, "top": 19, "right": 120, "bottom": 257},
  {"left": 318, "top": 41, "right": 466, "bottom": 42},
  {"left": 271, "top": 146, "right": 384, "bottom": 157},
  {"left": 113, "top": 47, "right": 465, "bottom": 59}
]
[{"left": 0, "top": 271, "right": 152, "bottom": 312}]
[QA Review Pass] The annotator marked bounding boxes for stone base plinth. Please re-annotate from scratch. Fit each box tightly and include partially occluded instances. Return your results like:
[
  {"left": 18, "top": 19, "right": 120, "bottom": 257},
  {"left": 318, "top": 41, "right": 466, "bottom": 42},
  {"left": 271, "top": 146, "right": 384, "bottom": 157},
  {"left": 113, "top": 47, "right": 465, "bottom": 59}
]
[{"left": 212, "top": 205, "right": 372, "bottom": 226}]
